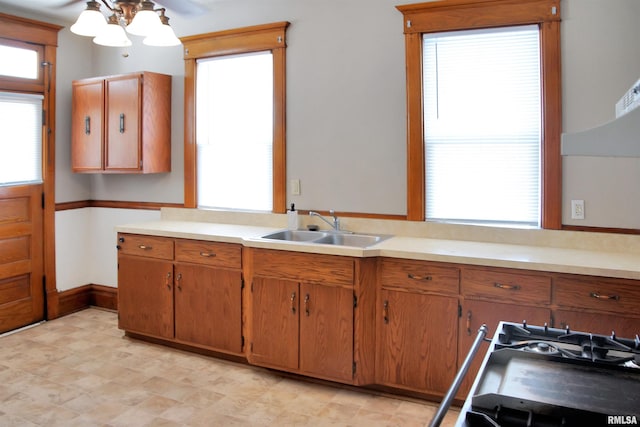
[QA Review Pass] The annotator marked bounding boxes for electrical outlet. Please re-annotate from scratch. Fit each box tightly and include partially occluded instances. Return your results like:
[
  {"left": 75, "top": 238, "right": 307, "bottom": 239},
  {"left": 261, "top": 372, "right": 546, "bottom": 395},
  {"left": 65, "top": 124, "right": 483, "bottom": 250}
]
[{"left": 571, "top": 200, "right": 585, "bottom": 220}]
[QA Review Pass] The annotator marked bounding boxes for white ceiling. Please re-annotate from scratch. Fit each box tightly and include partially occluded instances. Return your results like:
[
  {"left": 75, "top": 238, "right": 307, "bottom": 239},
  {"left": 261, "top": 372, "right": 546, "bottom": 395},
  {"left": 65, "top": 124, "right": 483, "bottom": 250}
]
[{"left": 0, "top": 0, "right": 217, "bottom": 23}]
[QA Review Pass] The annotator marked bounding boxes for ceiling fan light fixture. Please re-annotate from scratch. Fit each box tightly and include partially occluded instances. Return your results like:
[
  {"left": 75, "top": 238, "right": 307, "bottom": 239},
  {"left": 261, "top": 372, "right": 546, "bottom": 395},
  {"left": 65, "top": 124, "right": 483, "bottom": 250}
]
[
  {"left": 143, "top": 13, "right": 181, "bottom": 46},
  {"left": 93, "top": 14, "right": 133, "bottom": 47},
  {"left": 71, "top": 0, "right": 181, "bottom": 47},
  {"left": 70, "top": 1, "right": 107, "bottom": 37},
  {"left": 126, "top": 1, "right": 163, "bottom": 36}
]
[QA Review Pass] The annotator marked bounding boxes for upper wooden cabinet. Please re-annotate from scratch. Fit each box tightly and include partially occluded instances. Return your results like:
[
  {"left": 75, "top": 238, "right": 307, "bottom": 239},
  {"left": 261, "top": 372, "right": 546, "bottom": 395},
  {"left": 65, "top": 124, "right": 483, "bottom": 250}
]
[{"left": 72, "top": 71, "right": 171, "bottom": 173}]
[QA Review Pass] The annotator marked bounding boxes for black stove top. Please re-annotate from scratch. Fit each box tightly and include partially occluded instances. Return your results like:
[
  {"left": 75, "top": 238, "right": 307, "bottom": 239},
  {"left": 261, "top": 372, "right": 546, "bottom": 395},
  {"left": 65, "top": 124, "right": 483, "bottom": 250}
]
[
  {"left": 456, "top": 321, "right": 640, "bottom": 427},
  {"left": 495, "top": 322, "right": 640, "bottom": 366}
]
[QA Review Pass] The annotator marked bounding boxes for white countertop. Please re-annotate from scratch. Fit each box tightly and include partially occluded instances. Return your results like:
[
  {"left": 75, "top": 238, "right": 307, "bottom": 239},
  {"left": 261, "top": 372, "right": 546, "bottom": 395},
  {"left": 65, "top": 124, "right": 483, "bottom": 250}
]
[{"left": 115, "top": 219, "right": 640, "bottom": 280}]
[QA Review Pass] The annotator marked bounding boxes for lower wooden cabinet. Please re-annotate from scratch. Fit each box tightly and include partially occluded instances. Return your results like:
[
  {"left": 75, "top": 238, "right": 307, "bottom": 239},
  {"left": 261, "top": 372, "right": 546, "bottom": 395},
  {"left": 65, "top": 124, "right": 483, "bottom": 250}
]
[
  {"left": 457, "top": 267, "right": 552, "bottom": 398},
  {"left": 118, "top": 255, "right": 174, "bottom": 339},
  {"left": 457, "top": 299, "right": 551, "bottom": 398},
  {"left": 377, "top": 288, "right": 458, "bottom": 395},
  {"left": 174, "top": 263, "right": 242, "bottom": 352},
  {"left": 554, "top": 310, "right": 639, "bottom": 338},
  {"left": 376, "top": 258, "right": 460, "bottom": 396},
  {"left": 117, "top": 234, "right": 243, "bottom": 355},
  {"left": 250, "top": 276, "right": 354, "bottom": 381},
  {"left": 117, "top": 232, "right": 640, "bottom": 404},
  {"left": 247, "top": 248, "right": 373, "bottom": 384},
  {"left": 553, "top": 274, "right": 640, "bottom": 338},
  {"left": 300, "top": 281, "right": 355, "bottom": 380},
  {"left": 250, "top": 277, "right": 299, "bottom": 371}
]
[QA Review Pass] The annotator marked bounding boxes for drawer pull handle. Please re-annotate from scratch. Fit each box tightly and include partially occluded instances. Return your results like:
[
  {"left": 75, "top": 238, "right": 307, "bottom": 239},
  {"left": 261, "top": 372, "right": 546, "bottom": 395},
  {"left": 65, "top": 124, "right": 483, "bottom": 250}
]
[
  {"left": 138, "top": 245, "right": 152, "bottom": 250},
  {"left": 466, "top": 310, "right": 472, "bottom": 336},
  {"left": 590, "top": 292, "right": 620, "bottom": 301},
  {"left": 408, "top": 274, "right": 432, "bottom": 281},
  {"left": 383, "top": 300, "right": 389, "bottom": 324},
  {"left": 165, "top": 272, "right": 172, "bottom": 290},
  {"left": 176, "top": 273, "right": 182, "bottom": 292},
  {"left": 494, "top": 282, "right": 520, "bottom": 291},
  {"left": 290, "top": 292, "right": 296, "bottom": 314},
  {"left": 304, "top": 294, "right": 310, "bottom": 317},
  {"left": 200, "top": 252, "right": 216, "bottom": 257}
]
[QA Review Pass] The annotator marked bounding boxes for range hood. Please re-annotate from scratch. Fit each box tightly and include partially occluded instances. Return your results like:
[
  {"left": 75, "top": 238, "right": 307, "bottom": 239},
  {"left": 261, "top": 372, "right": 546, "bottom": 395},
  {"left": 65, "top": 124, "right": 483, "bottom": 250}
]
[{"left": 562, "top": 78, "right": 640, "bottom": 157}]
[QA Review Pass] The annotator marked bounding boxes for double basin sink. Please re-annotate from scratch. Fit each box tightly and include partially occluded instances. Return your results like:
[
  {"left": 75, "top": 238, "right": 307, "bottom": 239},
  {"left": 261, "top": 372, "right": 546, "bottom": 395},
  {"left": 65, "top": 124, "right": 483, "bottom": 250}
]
[{"left": 260, "top": 229, "right": 391, "bottom": 248}]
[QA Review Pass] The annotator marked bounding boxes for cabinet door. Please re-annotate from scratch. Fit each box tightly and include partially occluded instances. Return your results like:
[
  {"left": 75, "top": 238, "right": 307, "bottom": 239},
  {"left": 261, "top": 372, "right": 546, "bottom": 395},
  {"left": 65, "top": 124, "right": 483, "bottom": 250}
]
[
  {"left": 299, "top": 283, "right": 354, "bottom": 382},
  {"left": 105, "top": 75, "right": 141, "bottom": 171},
  {"left": 457, "top": 300, "right": 551, "bottom": 398},
  {"left": 555, "top": 310, "right": 639, "bottom": 338},
  {"left": 249, "top": 277, "right": 299, "bottom": 371},
  {"left": 117, "top": 255, "right": 174, "bottom": 339},
  {"left": 377, "top": 289, "right": 458, "bottom": 395},
  {"left": 174, "top": 264, "right": 242, "bottom": 353},
  {"left": 71, "top": 80, "right": 103, "bottom": 171}
]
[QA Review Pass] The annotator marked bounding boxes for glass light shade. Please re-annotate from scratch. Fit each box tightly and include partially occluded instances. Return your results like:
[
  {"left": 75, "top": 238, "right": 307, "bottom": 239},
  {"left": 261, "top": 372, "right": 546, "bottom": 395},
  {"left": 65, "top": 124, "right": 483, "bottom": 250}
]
[
  {"left": 70, "top": 9, "right": 107, "bottom": 37},
  {"left": 143, "top": 24, "right": 181, "bottom": 46},
  {"left": 93, "top": 22, "right": 132, "bottom": 47},
  {"left": 126, "top": 10, "right": 162, "bottom": 36}
]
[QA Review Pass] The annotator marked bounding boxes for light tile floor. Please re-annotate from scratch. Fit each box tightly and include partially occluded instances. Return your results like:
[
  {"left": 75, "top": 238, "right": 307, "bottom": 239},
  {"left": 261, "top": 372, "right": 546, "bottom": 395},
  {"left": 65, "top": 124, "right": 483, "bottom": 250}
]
[{"left": 0, "top": 308, "right": 460, "bottom": 426}]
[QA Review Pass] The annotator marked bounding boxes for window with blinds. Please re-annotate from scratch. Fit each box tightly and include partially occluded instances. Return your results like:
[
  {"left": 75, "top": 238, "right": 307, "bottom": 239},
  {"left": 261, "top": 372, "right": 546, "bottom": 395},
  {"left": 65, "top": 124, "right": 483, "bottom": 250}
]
[
  {"left": 0, "top": 92, "right": 43, "bottom": 186},
  {"left": 423, "top": 25, "right": 541, "bottom": 226},
  {"left": 196, "top": 51, "right": 274, "bottom": 211}
]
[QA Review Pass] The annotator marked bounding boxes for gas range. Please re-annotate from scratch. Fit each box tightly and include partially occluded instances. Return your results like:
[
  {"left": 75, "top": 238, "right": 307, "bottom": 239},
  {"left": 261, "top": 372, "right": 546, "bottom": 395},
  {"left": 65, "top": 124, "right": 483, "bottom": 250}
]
[{"left": 456, "top": 321, "right": 640, "bottom": 427}]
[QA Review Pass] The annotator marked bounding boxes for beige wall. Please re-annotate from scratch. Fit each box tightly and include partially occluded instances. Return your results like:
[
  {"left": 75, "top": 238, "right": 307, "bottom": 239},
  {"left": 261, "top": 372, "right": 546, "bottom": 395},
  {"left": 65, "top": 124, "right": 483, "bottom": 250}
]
[{"left": 3, "top": 0, "right": 639, "bottom": 289}]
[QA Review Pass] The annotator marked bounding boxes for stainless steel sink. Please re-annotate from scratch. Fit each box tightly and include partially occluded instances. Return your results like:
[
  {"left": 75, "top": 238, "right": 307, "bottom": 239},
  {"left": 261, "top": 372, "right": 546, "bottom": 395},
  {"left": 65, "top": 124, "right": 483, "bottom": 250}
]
[
  {"left": 260, "top": 230, "right": 390, "bottom": 248},
  {"left": 313, "top": 233, "right": 387, "bottom": 247},
  {"left": 261, "top": 230, "right": 329, "bottom": 242}
]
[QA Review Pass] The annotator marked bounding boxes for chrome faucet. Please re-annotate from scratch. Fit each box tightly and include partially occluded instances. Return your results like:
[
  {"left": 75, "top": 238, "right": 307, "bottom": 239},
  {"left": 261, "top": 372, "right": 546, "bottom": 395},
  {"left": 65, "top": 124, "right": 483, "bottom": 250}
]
[{"left": 309, "top": 210, "right": 341, "bottom": 231}]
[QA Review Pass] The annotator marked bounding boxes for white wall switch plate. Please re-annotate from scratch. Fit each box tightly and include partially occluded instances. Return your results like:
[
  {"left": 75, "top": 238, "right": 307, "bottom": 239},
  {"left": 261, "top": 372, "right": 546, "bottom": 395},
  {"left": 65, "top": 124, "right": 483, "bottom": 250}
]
[{"left": 291, "top": 179, "right": 301, "bottom": 195}]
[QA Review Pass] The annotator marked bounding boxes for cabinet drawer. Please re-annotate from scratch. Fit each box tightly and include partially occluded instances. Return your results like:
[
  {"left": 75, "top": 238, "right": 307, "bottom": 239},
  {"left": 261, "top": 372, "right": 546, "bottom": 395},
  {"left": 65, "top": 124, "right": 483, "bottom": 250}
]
[
  {"left": 252, "top": 249, "right": 354, "bottom": 286},
  {"left": 117, "top": 234, "right": 173, "bottom": 260},
  {"left": 379, "top": 258, "right": 459, "bottom": 295},
  {"left": 175, "top": 240, "right": 241, "bottom": 269},
  {"left": 554, "top": 275, "right": 640, "bottom": 315},
  {"left": 462, "top": 268, "right": 550, "bottom": 305}
]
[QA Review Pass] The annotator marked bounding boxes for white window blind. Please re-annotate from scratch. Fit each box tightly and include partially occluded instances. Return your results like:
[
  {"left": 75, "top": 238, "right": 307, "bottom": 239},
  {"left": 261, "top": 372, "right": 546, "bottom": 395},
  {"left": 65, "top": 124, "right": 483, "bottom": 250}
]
[
  {"left": 196, "top": 51, "right": 274, "bottom": 211},
  {"left": 423, "top": 25, "right": 541, "bottom": 226},
  {"left": 0, "top": 92, "right": 43, "bottom": 186}
]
